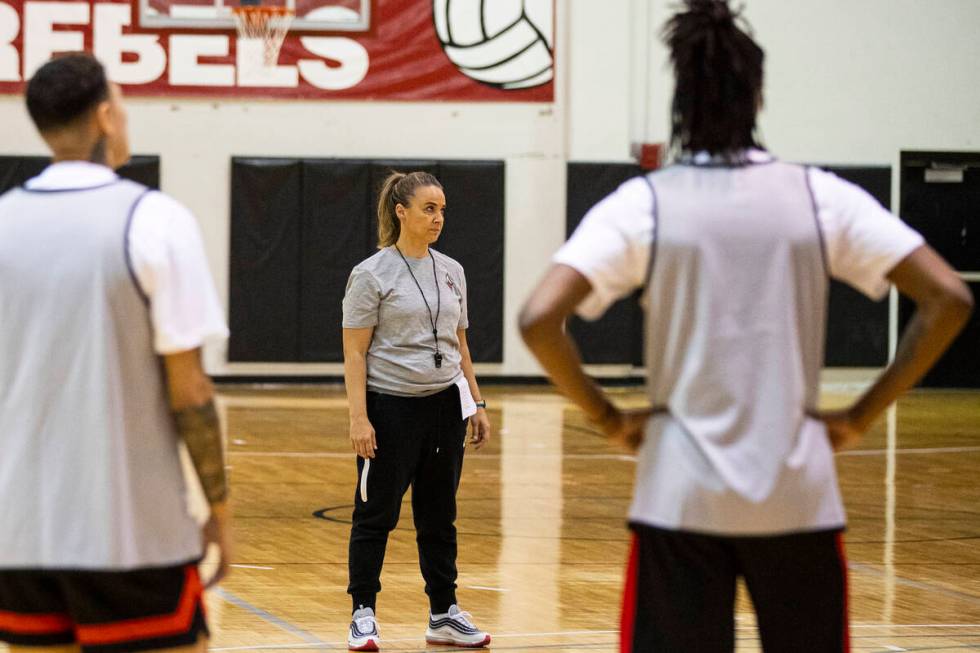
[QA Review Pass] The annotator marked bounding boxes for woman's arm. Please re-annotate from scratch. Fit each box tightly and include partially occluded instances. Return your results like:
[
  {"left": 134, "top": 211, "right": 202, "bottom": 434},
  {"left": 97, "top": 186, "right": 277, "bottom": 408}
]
[
  {"left": 343, "top": 327, "right": 377, "bottom": 458},
  {"left": 519, "top": 264, "right": 652, "bottom": 450},
  {"left": 458, "top": 328, "right": 490, "bottom": 449}
]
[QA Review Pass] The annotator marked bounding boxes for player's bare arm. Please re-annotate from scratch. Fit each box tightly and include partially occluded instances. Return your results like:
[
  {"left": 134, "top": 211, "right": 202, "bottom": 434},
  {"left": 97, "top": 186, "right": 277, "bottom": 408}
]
[
  {"left": 519, "top": 264, "right": 651, "bottom": 450},
  {"left": 811, "top": 245, "right": 973, "bottom": 450},
  {"left": 173, "top": 401, "right": 227, "bottom": 503},
  {"left": 164, "top": 348, "right": 232, "bottom": 587},
  {"left": 165, "top": 349, "right": 228, "bottom": 503}
]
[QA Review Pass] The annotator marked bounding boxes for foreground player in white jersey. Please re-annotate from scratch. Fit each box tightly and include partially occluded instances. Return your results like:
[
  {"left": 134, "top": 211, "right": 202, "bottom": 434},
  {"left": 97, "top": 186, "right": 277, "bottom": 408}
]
[
  {"left": 520, "top": 1, "right": 973, "bottom": 651},
  {"left": 0, "top": 53, "right": 230, "bottom": 652}
]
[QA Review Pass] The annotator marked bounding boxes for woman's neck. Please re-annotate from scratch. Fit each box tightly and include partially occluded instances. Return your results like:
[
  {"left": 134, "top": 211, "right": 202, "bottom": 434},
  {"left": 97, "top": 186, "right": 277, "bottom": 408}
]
[{"left": 395, "top": 235, "right": 428, "bottom": 259}]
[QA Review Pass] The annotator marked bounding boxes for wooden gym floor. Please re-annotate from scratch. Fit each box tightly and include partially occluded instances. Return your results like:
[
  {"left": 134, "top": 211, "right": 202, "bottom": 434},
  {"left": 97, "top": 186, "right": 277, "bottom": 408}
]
[{"left": 4, "top": 385, "right": 980, "bottom": 652}]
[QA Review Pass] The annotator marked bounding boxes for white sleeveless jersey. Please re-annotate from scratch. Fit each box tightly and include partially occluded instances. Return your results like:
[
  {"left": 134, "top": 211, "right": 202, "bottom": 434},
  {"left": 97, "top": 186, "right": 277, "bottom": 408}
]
[
  {"left": 635, "top": 160, "right": 839, "bottom": 534},
  {"left": 0, "top": 180, "right": 202, "bottom": 568},
  {"left": 555, "top": 152, "right": 923, "bottom": 535}
]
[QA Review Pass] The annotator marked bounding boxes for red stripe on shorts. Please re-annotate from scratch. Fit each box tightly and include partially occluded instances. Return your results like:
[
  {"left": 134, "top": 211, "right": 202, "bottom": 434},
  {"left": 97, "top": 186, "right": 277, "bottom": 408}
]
[
  {"left": 619, "top": 533, "right": 640, "bottom": 653},
  {"left": 0, "top": 610, "right": 72, "bottom": 635},
  {"left": 76, "top": 565, "right": 203, "bottom": 646},
  {"left": 836, "top": 533, "right": 851, "bottom": 653}
]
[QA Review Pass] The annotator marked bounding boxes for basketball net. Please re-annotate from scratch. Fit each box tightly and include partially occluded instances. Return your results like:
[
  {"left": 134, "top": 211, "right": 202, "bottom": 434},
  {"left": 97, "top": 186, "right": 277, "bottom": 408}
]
[{"left": 232, "top": 5, "right": 294, "bottom": 67}]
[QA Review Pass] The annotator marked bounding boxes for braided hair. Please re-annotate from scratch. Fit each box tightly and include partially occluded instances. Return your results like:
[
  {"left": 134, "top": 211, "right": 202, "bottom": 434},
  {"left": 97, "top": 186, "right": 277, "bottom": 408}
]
[{"left": 663, "top": 0, "right": 765, "bottom": 157}]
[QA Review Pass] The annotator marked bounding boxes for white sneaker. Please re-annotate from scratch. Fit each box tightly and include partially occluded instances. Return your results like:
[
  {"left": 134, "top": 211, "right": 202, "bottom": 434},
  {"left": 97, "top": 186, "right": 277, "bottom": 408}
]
[
  {"left": 348, "top": 606, "right": 380, "bottom": 651},
  {"left": 425, "top": 604, "right": 491, "bottom": 648}
]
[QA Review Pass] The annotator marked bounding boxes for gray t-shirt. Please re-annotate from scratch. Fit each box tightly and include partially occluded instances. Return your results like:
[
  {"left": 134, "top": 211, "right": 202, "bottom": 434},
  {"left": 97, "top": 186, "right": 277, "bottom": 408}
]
[{"left": 343, "top": 246, "right": 468, "bottom": 397}]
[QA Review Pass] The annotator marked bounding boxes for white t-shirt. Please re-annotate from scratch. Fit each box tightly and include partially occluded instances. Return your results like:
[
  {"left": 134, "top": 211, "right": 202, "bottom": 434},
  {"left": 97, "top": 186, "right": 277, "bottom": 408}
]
[
  {"left": 557, "top": 159, "right": 923, "bottom": 318},
  {"left": 25, "top": 161, "right": 228, "bottom": 353}
]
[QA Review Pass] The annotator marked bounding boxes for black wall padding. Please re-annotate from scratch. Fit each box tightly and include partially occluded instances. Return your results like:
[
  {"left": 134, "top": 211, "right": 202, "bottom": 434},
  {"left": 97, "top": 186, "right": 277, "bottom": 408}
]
[
  {"left": 0, "top": 156, "right": 47, "bottom": 193},
  {"left": 229, "top": 159, "right": 302, "bottom": 362},
  {"left": 0, "top": 155, "right": 160, "bottom": 193},
  {"left": 820, "top": 165, "right": 891, "bottom": 367},
  {"left": 898, "top": 282, "right": 980, "bottom": 388},
  {"left": 119, "top": 156, "right": 163, "bottom": 188},
  {"left": 900, "top": 151, "right": 980, "bottom": 271},
  {"left": 566, "top": 162, "right": 644, "bottom": 365},
  {"left": 231, "top": 157, "right": 506, "bottom": 364},
  {"left": 300, "top": 161, "right": 372, "bottom": 362},
  {"left": 437, "top": 161, "right": 505, "bottom": 363},
  {"left": 898, "top": 151, "right": 980, "bottom": 387}
]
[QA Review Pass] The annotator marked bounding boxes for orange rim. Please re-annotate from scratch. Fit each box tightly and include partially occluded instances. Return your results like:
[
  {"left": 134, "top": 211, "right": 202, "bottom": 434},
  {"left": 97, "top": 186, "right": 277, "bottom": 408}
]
[{"left": 231, "top": 6, "right": 294, "bottom": 16}]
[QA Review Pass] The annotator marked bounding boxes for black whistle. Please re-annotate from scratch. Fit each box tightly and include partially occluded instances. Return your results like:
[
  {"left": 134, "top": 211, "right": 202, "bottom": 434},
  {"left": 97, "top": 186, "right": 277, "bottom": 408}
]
[{"left": 434, "top": 352, "right": 443, "bottom": 368}]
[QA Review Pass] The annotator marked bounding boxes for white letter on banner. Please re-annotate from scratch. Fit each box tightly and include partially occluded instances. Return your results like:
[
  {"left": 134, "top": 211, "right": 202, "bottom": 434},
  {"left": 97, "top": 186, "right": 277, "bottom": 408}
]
[
  {"left": 297, "top": 37, "right": 368, "bottom": 90},
  {"left": 169, "top": 35, "right": 233, "bottom": 86},
  {"left": 94, "top": 4, "right": 165, "bottom": 84},
  {"left": 0, "top": 2, "right": 19, "bottom": 82},
  {"left": 24, "top": 2, "right": 88, "bottom": 79},
  {"left": 236, "top": 38, "right": 297, "bottom": 87}
]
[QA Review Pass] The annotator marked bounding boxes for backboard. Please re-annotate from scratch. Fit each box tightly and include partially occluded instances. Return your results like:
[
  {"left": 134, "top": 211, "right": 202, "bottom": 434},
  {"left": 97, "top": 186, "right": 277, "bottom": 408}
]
[{"left": 139, "top": 0, "right": 370, "bottom": 31}]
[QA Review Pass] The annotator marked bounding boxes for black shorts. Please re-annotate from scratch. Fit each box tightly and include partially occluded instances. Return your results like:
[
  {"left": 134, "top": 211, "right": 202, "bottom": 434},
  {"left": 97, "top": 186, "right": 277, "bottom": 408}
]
[
  {"left": 0, "top": 561, "right": 208, "bottom": 652},
  {"left": 620, "top": 524, "right": 849, "bottom": 653}
]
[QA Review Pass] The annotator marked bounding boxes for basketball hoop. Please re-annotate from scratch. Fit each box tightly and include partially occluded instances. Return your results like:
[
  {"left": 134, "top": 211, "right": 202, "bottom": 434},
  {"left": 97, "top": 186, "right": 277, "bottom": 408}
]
[{"left": 232, "top": 5, "right": 294, "bottom": 67}]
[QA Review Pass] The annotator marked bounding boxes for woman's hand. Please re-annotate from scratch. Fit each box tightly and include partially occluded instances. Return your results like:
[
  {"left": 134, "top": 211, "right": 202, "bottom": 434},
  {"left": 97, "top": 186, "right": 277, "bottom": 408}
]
[
  {"left": 350, "top": 415, "right": 377, "bottom": 459},
  {"left": 469, "top": 408, "right": 491, "bottom": 450}
]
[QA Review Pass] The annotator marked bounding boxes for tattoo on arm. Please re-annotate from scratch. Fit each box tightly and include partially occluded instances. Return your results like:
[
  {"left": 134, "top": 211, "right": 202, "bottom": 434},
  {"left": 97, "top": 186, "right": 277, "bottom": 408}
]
[{"left": 173, "top": 401, "right": 228, "bottom": 504}]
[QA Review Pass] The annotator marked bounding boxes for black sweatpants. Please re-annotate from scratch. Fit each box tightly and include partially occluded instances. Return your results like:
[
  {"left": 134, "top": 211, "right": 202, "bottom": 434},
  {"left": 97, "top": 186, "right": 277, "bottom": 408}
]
[
  {"left": 347, "top": 384, "right": 468, "bottom": 614},
  {"left": 621, "top": 524, "right": 849, "bottom": 653}
]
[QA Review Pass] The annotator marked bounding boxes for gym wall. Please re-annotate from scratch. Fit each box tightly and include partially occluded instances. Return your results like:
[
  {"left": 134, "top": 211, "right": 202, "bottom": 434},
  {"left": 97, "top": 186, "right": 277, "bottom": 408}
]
[{"left": 0, "top": 1, "right": 978, "bottom": 378}]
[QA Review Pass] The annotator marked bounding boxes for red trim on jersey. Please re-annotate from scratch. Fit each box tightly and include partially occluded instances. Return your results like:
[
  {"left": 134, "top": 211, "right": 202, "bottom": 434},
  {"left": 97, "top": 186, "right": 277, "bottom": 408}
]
[
  {"left": 836, "top": 533, "right": 851, "bottom": 653},
  {"left": 0, "top": 610, "right": 72, "bottom": 635},
  {"left": 620, "top": 534, "right": 640, "bottom": 653},
  {"left": 76, "top": 565, "right": 202, "bottom": 646}
]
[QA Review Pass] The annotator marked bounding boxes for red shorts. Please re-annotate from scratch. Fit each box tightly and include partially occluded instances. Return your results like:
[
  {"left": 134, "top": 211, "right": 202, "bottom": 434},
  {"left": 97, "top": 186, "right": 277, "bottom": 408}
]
[{"left": 0, "top": 561, "right": 208, "bottom": 652}]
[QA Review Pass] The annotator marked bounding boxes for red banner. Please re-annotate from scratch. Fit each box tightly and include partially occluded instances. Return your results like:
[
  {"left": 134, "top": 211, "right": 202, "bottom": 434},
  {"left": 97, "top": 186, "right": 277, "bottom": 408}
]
[{"left": 0, "top": 0, "right": 555, "bottom": 100}]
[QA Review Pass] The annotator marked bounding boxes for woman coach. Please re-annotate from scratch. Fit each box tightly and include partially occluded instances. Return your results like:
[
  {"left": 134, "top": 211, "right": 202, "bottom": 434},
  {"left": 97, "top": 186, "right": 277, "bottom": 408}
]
[{"left": 341, "top": 171, "right": 492, "bottom": 651}]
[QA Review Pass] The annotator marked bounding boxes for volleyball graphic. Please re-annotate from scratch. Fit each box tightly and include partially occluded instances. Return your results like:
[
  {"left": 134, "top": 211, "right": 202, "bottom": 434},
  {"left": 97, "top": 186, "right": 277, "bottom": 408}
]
[{"left": 432, "top": 0, "right": 554, "bottom": 90}]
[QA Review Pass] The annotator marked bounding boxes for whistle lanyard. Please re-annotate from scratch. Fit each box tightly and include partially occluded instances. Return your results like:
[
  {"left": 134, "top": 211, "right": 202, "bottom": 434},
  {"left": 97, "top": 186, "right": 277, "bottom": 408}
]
[{"left": 395, "top": 246, "right": 443, "bottom": 368}]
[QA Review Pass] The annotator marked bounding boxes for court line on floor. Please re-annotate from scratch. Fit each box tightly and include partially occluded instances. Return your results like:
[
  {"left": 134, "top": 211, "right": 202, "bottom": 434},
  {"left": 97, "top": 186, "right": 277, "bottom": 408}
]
[
  {"left": 209, "top": 646, "right": 333, "bottom": 652},
  {"left": 465, "top": 585, "right": 510, "bottom": 592},
  {"left": 216, "top": 382, "right": 893, "bottom": 411},
  {"left": 209, "top": 629, "right": 620, "bottom": 651},
  {"left": 214, "top": 588, "right": 333, "bottom": 649},
  {"left": 849, "top": 562, "right": 980, "bottom": 607},
  {"left": 876, "top": 644, "right": 980, "bottom": 653},
  {"left": 206, "top": 623, "right": 980, "bottom": 652},
  {"left": 849, "top": 624, "right": 980, "bottom": 628},
  {"left": 211, "top": 645, "right": 618, "bottom": 653},
  {"left": 227, "top": 447, "right": 980, "bottom": 460},
  {"left": 228, "top": 451, "right": 636, "bottom": 461},
  {"left": 840, "top": 446, "right": 980, "bottom": 457}
]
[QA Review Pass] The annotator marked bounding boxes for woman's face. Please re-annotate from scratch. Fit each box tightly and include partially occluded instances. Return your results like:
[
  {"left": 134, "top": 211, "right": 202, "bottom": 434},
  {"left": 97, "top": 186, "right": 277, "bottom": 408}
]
[{"left": 397, "top": 185, "right": 446, "bottom": 245}]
